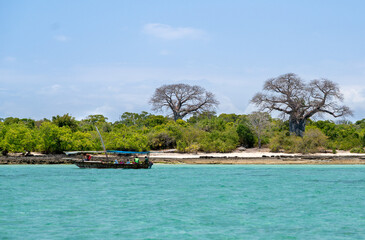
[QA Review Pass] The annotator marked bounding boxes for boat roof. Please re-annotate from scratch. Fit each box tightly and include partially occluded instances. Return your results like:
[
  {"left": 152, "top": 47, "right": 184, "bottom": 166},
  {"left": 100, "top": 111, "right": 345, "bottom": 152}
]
[
  {"left": 64, "top": 150, "right": 150, "bottom": 155},
  {"left": 64, "top": 151, "right": 105, "bottom": 155},
  {"left": 107, "top": 150, "right": 150, "bottom": 155}
]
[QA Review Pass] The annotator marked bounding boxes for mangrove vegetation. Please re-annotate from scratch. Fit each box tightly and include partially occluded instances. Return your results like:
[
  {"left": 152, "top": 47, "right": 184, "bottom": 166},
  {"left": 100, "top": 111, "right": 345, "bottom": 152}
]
[{"left": 1, "top": 112, "right": 365, "bottom": 155}]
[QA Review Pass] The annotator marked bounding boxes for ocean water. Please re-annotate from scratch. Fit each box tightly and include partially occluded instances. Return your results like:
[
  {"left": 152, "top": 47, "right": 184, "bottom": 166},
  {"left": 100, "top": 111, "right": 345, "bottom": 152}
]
[{"left": 1, "top": 165, "right": 365, "bottom": 240}]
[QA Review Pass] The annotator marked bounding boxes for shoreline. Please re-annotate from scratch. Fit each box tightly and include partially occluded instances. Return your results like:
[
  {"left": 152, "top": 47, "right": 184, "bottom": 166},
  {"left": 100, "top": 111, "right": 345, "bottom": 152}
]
[{"left": 1, "top": 149, "right": 365, "bottom": 165}]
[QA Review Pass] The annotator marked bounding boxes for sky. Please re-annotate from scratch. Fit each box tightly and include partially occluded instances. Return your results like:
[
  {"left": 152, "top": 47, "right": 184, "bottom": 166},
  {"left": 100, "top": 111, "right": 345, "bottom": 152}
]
[{"left": 1, "top": 0, "right": 365, "bottom": 122}]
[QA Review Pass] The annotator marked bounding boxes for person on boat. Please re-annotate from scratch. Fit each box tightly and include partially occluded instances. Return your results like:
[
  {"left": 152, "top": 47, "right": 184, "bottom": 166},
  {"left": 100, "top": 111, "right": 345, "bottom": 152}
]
[
  {"left": 114, "top": 159, "right": 118, "bottom": 164},
  {"left": 126, "top": 159, "right": 131, "bottom": 164},
  {"left": 83, "top": 154, "right": 91, "bottom": 161},
  {"left": 144, "top": 156, "right": 149, "bottom": 164},
  {"left": 134, "top": 156, "right": 140, "bottom": 164}
]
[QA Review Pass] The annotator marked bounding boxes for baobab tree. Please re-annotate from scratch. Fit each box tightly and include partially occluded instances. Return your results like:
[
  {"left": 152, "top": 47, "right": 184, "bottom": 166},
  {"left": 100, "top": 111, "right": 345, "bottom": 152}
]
[
  {"left": 149, "top": 83, "right": 219, "bottom": 121},
  {"left": 251, "top": 73, "right": 352, "bottom": 136}
]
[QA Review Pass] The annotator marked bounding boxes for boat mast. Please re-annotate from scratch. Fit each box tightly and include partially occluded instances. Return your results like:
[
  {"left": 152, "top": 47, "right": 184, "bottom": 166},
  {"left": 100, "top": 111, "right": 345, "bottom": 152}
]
[{"left": 95, "top": 126, "right": 109, "bottom": 161}]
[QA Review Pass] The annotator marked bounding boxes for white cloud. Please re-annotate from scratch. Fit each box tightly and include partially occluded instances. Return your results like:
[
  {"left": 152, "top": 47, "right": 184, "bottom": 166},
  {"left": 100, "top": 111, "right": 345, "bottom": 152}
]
[
  {"left": 216, "top": 95, "right": 244, "bottom": 114},
  {"left": 81, "top": 105, "right": 115, "bottom": 120},
  {"left": 342, "top": 85, "right": 365, "bottom": 104},
  {"left": 243, "top": 103, "right": 259, "bottom": 115},
  {"left": 54, "top": 35, "right": 70, "bottom": 42},
  {"left": 143, "top": 23, "right": 206, "bottom": 40},
  {"left": 341, "top": 85, "right": 365, "bottom": 119}
]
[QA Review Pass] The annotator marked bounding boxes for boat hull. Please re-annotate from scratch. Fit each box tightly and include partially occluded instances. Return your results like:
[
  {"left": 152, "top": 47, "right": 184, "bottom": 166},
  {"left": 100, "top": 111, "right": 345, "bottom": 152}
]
[{"left": 75, "top": 161, "right": 152, "bottom": 169}]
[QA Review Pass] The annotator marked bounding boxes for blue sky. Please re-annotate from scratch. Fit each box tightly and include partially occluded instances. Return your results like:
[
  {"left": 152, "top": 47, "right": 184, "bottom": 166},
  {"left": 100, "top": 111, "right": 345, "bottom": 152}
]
[{"left": 1, "top": 0, "right": 365, "bottom": 121}]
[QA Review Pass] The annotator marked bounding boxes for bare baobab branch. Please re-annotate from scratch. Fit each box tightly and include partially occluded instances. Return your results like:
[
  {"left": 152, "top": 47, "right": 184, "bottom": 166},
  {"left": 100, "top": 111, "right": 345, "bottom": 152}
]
[
  {"left": 150, "top": 83, "right": 219, "bottom": 121},
  {"left": 251, "top": 73, "right": 352, "bottom": 136}
]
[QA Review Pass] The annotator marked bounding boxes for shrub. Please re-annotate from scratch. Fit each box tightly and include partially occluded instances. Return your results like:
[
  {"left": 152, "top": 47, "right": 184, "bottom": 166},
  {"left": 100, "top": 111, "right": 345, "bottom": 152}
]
[
  {"left": 200, "top": 126, "right": 239, "bottom": 153},
  {"left": 299, "top": 128, "right": 328, "bottom": 154},
  {"left": 105, "top": 129, "right": 149, "bottom": 152},
  {"left": 38, "top": 122, "right": 73, "bottom": 153},
  {"left": 176, "top": 127, "right": 203, "bottom": 153},
  {"left": 68, "top": 132, "right": 96, "bottom": 151},
  {"left": 269, "top": 132, "right": 289, "bottom": 152},
  {"left": 269, "top": 128, "right": 327, "bottom": 154},
  {"left": 236, "top": 124, "right": 254, "bottom": 148},
  {"left": 350, "top": 147, "right": 365, "bottom": 153},
  {"left": 148, "top": 131, "right": 175, "bottom": 150},
  {"left": 52, "top": 114, "right": 78, "bottom": 132},
  {"left": 197, "top": 117, "right": 226, "bottom": 132},
  {"left": 0, "top": 124, "right": 40, "bottom": 153}
]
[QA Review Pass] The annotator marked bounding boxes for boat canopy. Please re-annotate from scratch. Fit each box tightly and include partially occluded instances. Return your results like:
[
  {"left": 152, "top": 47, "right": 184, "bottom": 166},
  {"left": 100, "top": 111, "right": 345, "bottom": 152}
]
[
  {"left": 64, "top": 151, "right": 104, "bottom": 156},
  {"left": 64, "top": 150, "right": 150, "bottom": 156},
  {"left": 107, "top": 150, "right": 150, "bottom": 155}
]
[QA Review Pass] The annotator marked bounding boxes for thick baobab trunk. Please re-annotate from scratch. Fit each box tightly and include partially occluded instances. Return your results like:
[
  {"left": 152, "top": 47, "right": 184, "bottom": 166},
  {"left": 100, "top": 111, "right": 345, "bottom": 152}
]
[
  {"left": 289, "top": 118, "right": 306, "bottom": 137},
  {"left": 173, "top": 112, "right": 182, "bottom": 121}
]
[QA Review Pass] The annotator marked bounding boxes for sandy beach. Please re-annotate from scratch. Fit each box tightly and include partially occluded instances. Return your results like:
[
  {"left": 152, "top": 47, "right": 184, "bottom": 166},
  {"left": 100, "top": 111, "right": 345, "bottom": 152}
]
[
  {"left": 149, "top": 148, "right": 359, "bottom": 159},
  {"left": 145, "top": 148, "right": 365, "bottom": 165},
  {"left": 1, "top": 148, "right": 365, "bottom": 165}
]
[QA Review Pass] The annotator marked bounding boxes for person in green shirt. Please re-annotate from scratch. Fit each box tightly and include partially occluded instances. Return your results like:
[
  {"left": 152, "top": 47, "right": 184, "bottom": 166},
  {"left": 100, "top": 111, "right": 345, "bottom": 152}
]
[{"left": 134, "top": 156, "right": 139, "bottom": 164}]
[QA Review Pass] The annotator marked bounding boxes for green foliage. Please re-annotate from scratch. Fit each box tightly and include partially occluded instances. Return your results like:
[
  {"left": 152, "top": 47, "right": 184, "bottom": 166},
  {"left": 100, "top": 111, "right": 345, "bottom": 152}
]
[
  {"left": 269, "top": 132, "right": 290, "bottom": 152},
  {"left": 200, "top": 125, "right": 239, "bottom": 153},
  {"left": 310, "top": 120, "right": 362, "bottom": 150},
  {"left": 270, "top": 119, "right": 289, "bottom": 133},
  {"left": 187, "top": 111, "right": 217, "bottom": 124},
  {"left": 1, "top": 111, "right": 365, "bottom": 154},
  {"left": 118, "top": 111, "right": 150, "bottom": 127},
  {"left": 148, "top": 131, "right": 175, "bottom": 150},
  {"left": 52, "top": 114, "right": 78, "bottom": 132},
  {"left": 61, "top": 131, "right": 97, "bottom": 151},
  {"left": 84, "top": 115, "right": 108, "bottom": 124},
  {"left": 79, "top": 115, "right": 112, "bottom": 132},
  {"left": 178, "top": 116, "right": 239, "bottom": 153},
  {"left": 350, "top": 147, "right": 365, "bottom": 153},
  {"left": 164, "top": 121, "right": 184, "bottom": 142},
  {"left": 197, "top": 117, "right": 226, "bottom": 132},
  {"left": 39, "top": 122, "right": 72, "bottom": 153},
  {"left": 104, "top": 127, "right": 149, "bottom": 152},
  {"left": 355, "top": 119, "right": 365, "bottom": 129},
  {"left": 218, "top": 113, "right": 241, "bottom": 123},
  {"left": 236, "top": 124, "right": 254, "bottom": 148},
  {"left": 270, "top": 128, "right": 327, "bottom": 154},
  {"left": 176, "top": 126, "right": 204, "bottom": 153},
  {"left": 4, "top": 117, "right": 35, "bottom": 129},
  {"left": 295, "top": 128, "right": 327, "bottom": 154},
  {"left": 144, "top": 115, "right": 169, "bottom": 127},
  {"left": 0, "top": 124, "right": 40, "bottom": 153}
]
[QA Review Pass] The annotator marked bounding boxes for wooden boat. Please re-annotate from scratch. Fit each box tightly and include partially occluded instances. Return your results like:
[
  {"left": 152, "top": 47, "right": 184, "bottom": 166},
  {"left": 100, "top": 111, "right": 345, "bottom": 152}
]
[
  {"left": 75, "top": 160, "right": 153, "bottom": 169},
  {"left": 67, "top": 127, "right": 153, "bottom": 169},
  {"left": 67, "top": 150, "right": 153, "bottom": 169}
]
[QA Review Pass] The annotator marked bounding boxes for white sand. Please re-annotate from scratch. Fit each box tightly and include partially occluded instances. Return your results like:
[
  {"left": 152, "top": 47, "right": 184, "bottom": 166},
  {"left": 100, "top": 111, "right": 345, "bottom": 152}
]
[{"left": 150, "top": 148, "right": 363, "bottom": 159}]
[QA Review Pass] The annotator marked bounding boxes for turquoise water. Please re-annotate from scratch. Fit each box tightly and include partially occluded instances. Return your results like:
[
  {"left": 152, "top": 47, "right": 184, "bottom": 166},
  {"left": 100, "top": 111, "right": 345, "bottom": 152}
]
[{"left": 1, "top": 165, "right": 365, "bottom": 240}]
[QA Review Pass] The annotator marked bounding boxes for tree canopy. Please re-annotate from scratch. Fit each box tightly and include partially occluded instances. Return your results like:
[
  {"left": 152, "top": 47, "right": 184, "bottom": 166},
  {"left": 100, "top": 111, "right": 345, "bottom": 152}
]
[{"left": 0, "top": 113, "right": 365, "bottom": 154}]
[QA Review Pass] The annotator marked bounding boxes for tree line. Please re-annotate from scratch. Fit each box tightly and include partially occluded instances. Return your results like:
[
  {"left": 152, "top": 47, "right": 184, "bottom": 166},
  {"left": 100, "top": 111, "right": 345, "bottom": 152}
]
[{"left": 1, "top": 112, "right": 365, "bottom": 155}]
